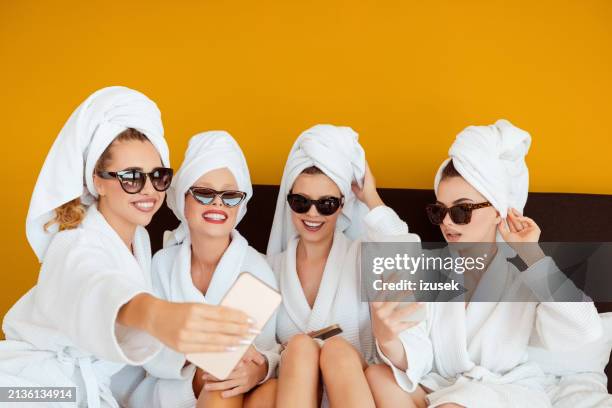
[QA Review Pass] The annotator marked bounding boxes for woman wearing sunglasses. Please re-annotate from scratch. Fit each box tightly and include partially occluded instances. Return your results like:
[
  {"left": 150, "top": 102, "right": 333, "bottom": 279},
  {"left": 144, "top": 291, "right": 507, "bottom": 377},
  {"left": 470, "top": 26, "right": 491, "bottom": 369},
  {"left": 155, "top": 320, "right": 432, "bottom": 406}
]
[
  {"left": 0, "top": 88, "right": 256, "bottom": 408},
  {"left": 365, "top": 120, "right": 602, "bottom": 408},
  {"left": 127, "top": 131, "right": 279, "bottom": 408},
  {"left": 266, "top": 124, "right": 420, "bottom": 408}
]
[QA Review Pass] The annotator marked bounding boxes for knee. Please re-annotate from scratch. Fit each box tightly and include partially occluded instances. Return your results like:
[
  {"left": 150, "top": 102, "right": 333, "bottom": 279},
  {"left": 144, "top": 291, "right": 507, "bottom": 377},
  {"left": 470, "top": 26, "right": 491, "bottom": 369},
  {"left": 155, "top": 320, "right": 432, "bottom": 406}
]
[
  {"left": 319, "top": 336, "right": 360, "bottom": 371},
  {"left": 283, "top": 334, "right": 319, "bottom": 361},
  {"left": 364, "top": 363, "right": 393, "bottom": 387}
]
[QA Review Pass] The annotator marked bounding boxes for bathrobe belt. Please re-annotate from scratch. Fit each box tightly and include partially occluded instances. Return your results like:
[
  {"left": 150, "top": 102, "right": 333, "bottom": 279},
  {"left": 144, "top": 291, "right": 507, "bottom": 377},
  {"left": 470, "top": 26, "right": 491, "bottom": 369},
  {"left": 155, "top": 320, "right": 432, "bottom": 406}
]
[{"left": 56, "top": 348, "right": 116, "bottom": 408}]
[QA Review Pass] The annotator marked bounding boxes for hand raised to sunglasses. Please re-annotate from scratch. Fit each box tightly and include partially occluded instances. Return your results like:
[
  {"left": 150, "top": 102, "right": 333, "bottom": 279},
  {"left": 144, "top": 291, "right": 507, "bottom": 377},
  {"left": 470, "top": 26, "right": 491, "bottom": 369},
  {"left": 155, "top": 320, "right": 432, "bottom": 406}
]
[
  {"left": 351, "top": 161, "right": 384, "bottom": 210},
  {"left": 498, "top": 208, "right": 545, "bottom": 266}
]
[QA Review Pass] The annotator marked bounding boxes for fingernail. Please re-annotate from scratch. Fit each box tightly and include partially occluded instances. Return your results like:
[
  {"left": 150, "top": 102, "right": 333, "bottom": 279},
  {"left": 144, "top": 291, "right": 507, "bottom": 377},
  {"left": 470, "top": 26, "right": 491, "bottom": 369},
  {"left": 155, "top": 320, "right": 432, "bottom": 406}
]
[
  {"left": 247, "top": 317, "right": 256, "bottom": 325},
  {"left": 240, "top": 339, "right": 252, "bottom": 345},
  {"left": 226, "top": 346, "right": 237, "bottom": 351},
  {"left": 248, "top": 328, "right": 261, "bottom": 335}
]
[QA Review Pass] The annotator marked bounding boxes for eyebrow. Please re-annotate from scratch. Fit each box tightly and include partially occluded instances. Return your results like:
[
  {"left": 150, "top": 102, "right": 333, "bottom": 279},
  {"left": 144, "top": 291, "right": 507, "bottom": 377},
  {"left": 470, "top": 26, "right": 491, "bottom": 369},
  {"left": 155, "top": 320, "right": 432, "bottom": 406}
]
[
  {"left": 194, "top": 183, "right": 237, "bottom": 189},
  {"left": 436, "top": 198, "right": 475, "bottom": 205}
]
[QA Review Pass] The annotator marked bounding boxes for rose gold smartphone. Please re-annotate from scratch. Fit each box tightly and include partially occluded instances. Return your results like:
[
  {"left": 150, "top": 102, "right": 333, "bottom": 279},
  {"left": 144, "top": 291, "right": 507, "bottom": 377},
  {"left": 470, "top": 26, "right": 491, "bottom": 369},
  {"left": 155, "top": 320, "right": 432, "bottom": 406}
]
[{"left": 186, "top": 272, "right": 282, "bottom": 380}]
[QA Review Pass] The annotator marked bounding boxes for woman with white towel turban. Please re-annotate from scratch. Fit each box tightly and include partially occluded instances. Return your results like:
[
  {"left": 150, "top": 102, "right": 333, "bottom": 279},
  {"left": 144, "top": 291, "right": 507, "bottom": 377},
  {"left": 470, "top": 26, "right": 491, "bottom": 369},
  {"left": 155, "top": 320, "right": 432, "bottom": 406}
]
[
  {"left": 126, "top": 131, "right": 280, "bottom": 408},
  {"left": 266, "top": 124, "right": 421, "bottom": 408},
  {"left": 364, "top": 119, "right": 603, "bottom": 408},
  {"left": 0, "top": 87, "right": 256, "bottom": 408}
]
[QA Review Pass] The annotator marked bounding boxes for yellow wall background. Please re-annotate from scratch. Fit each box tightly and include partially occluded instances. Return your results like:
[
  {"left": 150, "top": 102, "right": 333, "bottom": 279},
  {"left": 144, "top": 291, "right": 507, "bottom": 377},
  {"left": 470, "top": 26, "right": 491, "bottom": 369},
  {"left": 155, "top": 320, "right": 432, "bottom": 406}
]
[{"left": 1, "top": 0, "right": 611, "bottom": 326}]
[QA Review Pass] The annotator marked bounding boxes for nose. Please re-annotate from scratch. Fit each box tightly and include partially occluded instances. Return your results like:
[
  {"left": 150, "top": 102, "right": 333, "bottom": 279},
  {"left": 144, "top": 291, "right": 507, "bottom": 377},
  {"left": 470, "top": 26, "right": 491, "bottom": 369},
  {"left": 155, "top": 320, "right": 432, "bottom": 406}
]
[
  {"left": 442, "top": 211, "right": 454, "bottom": 226},
  {"left": 211, "top": 194, "right": 223, "bottom": 207},
  {"left": 140, "top": 174, "right": 156, "bottom": 195},
  {"left": 306, "top": 202, "right": 319, "bottom": 217}
]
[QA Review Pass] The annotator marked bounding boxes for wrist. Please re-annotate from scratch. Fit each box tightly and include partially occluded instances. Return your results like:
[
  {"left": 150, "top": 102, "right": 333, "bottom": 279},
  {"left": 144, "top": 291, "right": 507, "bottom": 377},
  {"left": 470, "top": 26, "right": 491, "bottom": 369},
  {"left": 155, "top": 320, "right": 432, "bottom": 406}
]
[
  {"left": 518, "top": 245, "right": 546, "bottom": 267},
  {"left": 378, "top": 335, "right": 398, "bottom": 351},
  {"left": 364, "top": 190, "right": 384, "bottom": 210},
  {"left": 258, "top": 357, "right": 269, "bottom": 382},
  {"left": 118, "top": 292, "right": 158, "bottom": 333}
]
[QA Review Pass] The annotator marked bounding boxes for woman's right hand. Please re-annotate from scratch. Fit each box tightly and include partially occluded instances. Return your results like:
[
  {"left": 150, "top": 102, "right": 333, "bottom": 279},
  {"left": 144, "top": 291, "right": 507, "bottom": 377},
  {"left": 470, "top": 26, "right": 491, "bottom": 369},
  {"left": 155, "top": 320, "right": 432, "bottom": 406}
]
[
  {"left": 370, "top": 301, "right": 421, "bottom": 346},
  {"left": 147, "top": 298, "right": 258, "bottom": 353}
]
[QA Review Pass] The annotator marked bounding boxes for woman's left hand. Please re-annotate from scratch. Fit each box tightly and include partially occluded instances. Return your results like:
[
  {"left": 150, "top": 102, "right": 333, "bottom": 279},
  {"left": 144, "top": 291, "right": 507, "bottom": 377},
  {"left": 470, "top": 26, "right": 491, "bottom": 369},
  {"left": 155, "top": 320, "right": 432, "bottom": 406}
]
[
  {"left": 352, "top": 161, "right": 384, "bottom": 210},
  {"left": 498, "top": 207, "right": 541, "bottom": 243},
  {"left": 201, "top": 347, "right": 267, "bottom": 398},
  {"left": 498, "top": 208, "right": 545, "bottom": 266}
]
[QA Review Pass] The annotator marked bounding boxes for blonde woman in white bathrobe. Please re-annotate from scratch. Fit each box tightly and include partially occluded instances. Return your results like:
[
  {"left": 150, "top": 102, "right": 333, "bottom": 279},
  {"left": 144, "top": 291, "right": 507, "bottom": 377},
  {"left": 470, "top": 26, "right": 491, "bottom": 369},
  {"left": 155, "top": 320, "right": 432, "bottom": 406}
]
[
  {"left": 364, "top": 119, "right": 603, "bottom": 408},
  {"left": 0, "top": 87, "right": 256, "bottom": 408},
  {"left": 266, "top": 124, "right": 420, "bottom": 408},
  {"left": 127, "top": 131, "right": 280, "bottom": 408}
]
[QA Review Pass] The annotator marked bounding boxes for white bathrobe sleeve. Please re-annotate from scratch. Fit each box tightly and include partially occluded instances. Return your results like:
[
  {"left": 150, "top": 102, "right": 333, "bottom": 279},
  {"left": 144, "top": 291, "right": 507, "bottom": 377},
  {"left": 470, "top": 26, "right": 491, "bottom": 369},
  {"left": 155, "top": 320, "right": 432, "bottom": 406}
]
[
  {"left": 35, "top": 230, "right": 161, "bottom": 364},
  {"left": 252, "top": 309, "right": 282, "bottom": 383},
  {"left": 520, "top": 256, "right": 603, "bottom": 350},
  {"left": 126, "top": 250, "right": 199, "bottom": 408},
  {"left": 362, "top": 205, "right": 411, "bottom": 238},
  {"left": 375, "top": 317, "right": 433, "bottom": 393}
]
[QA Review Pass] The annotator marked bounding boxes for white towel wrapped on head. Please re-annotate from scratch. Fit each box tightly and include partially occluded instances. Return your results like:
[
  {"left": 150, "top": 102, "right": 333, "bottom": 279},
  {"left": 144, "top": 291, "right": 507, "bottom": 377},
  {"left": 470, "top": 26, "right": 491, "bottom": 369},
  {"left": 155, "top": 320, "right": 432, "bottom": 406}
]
[
  {"left": 164, "top": 130, "right": 252, "bottom": 247},
  {"left": 26, "top": 86, "right": 169, "bottom": 262},
  {"left": 433, "top": 118, "right": 531, "bottom": 218}
]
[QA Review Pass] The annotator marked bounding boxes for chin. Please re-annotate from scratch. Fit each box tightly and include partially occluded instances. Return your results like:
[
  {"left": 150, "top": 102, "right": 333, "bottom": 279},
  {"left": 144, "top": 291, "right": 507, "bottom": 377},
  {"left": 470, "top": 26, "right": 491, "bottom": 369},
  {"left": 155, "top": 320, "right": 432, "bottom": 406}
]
[
  {"left": 201, "top": 226, "right": 232, "bottom": 239},
  {"left": 133, "top": 214, "right": 155, "bottom": 226},
  {"left": 299, "top": 227, "right": 333, "bottom": 243}
]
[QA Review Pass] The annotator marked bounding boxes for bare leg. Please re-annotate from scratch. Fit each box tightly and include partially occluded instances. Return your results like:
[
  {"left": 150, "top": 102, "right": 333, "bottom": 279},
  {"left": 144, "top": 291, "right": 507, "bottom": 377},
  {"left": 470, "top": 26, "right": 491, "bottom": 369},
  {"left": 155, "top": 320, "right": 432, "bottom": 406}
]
[
  {"left": 243, "top": 379, "right": 278, "bottom": 408},
  {"left": 276, "top": 334, "right": 320, "bottom": 408},
  {"left": 319, "top": 336, "right": 375, "bottom": 408},
  {"left": 196, "top": 390, "right": 243, "bottom": 408},
  {"left": 364, "top": 363, "right": 428, "bottom": 408}
]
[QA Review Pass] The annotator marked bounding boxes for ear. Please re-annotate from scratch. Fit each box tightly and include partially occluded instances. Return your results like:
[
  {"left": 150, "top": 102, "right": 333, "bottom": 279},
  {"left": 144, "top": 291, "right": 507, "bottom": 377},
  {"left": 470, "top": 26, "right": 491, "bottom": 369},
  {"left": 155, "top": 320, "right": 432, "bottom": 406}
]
[{"left": 93, "top": 174, "right": 106, "bottom": 196}]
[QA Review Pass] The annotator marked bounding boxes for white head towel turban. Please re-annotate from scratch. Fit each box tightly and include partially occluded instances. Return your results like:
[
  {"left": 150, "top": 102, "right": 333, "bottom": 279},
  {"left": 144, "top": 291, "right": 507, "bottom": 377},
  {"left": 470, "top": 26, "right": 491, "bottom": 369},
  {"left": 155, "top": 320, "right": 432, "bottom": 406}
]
[
  {"left": 26, "top": 86, "right": 169, "bottom": 262},
  {"left": 433, "top": 119, "right": 531, "bottom": 254},
  {"left": 165, "top": 131, "right": 253, "bottom": 247},
  {"left": 266, "top": 124, "right": 369, "bottom": 256}
]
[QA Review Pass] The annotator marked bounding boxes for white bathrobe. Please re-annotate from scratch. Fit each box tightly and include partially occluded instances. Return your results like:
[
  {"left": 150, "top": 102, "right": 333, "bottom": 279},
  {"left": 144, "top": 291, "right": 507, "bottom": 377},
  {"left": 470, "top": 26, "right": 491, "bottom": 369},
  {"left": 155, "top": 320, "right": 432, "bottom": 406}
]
[
  {"left": 122, "top": 131, "right": 280, "bottom": 407},
  {"left": 377, "top": 118, "right": 602, "bottom": 407},
  {"left": 380, "top": 248, "right": 603, "bottom": 408},
  {"left": 0, "top": 205, "right": 162, "bottom": 408},
  {"left": 125, "top": 230, "right": 279, "bottom": 408},
  {"left": 268, "top": 205, "right": 418, "bottom": 363},
  {"left": 0, "top": 86, "right": 168, "bottom": 408},
  {"left": 528, "top": 312, "right": 612, "bottom": 408}
]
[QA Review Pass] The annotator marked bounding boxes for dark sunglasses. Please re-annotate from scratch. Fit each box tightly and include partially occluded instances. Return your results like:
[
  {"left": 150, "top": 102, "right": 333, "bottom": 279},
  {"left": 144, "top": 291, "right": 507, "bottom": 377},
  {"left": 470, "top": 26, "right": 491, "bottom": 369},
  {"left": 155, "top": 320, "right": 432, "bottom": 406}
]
[
  {"left": 187, "top": 187, "right": 247, "bottom": 207},
  {"left": 287, "top": 193, "right": 344, "bottom": 216},
  {"left": 96, "top": 167, "right": 173, "bottom": 194},
  {"left": 425, "top": 201, "right": 492, "bottom": 225}
]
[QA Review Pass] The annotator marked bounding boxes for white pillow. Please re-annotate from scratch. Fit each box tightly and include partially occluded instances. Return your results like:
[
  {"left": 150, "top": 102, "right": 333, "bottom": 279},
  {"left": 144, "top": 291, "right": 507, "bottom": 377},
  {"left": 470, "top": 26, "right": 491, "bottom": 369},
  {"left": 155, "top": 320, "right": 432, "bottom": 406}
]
[{"left": 527, "top": 312, "right": 612, "bottom": 377}]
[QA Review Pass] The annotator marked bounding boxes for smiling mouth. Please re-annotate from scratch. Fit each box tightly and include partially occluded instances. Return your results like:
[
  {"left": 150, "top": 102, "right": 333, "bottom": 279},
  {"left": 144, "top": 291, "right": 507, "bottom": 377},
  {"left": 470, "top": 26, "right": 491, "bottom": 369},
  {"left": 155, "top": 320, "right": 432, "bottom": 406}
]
[
  {"left": 131, "top": 200, "right": 156, "bottom": 213},
  {"left": 203, "top": 212, "right": 228, "bottom": 224},
  {"left": 302, "top": 219, "right": 324, "bottom": 232}
]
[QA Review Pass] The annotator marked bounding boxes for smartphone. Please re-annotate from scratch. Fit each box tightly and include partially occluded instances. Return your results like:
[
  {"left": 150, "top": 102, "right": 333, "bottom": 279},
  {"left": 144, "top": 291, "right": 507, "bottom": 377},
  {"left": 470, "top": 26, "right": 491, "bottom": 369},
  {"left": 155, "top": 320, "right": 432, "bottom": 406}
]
[
  {"left": 308, "top": 324, "right": 343, "bottom": 341},
  {"left": 186, "top": 272, "right": 282, "bottom": 380}
]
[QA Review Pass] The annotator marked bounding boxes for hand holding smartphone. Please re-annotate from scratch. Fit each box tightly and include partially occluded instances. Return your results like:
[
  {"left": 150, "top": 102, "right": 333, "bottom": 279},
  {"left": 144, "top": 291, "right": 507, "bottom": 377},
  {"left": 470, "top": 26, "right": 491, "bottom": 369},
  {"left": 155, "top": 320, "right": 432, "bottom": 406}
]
[{"left": 187, "top": 272, "right": 281, "bottom": 380}]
